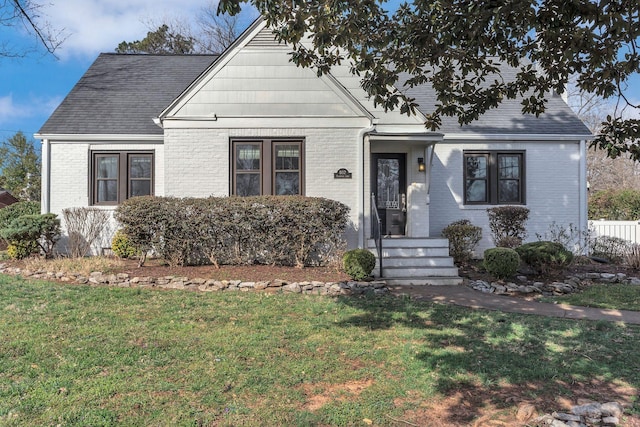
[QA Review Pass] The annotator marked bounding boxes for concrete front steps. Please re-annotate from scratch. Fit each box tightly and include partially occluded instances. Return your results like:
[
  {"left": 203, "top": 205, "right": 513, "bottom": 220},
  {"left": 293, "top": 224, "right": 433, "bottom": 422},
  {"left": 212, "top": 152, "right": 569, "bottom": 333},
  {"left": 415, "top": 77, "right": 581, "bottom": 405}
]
[{"left": 368, "top": 237, "right": 462, "bottom": 286}]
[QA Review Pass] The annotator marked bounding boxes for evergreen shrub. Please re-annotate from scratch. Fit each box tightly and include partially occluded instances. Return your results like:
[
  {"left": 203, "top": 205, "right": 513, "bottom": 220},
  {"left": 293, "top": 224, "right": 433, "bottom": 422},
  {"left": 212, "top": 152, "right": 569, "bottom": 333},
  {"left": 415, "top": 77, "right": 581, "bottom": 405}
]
[
  {"left": 483, "top": 247, "right": 520, "bottom": 279},
  {"left": 588, "top": 189, "right": 640, "bottom": 220},
  {"left": 342, "top": 249, "right": 376, "bottom": 281},
  {"left": 111, "top": 231, "right": 138, "bottom": 259},
  {"left": 6, "top": 241, "right": 39, "bottom": 260},
  {"left": 0, "top": 201, "right": 40, "bottom": 231},
  {"left": 515, "top": 241, "right": 573, "bottom": 273},
  {"left": 0, "top": 213, "right": 60, "bottom": 258}
]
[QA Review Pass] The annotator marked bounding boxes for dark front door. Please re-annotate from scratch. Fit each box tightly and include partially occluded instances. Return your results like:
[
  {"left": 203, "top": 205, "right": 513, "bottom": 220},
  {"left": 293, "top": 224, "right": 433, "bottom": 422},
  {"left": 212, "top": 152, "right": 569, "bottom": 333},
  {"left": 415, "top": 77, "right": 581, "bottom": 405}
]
[{"left": 372, "top": 153, "right": 407, "bottom": 236}]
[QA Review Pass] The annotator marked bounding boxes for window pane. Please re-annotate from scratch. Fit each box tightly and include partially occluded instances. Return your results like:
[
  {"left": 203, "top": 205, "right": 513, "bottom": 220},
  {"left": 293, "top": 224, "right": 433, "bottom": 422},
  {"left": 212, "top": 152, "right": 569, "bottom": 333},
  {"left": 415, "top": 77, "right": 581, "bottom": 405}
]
[
  {"left": 499, "top": 179, "right": 520, "bottom": 203},
  {"left": 499, "top": 155, "right": 520, "bottom": 179},
  {"left": 236, "top": 173, "right": 260, "bottom": 196},
  {"left": 97, "top": 180, "right": 118, "bottom": 202},
  {"left": 275, "top": 172, "right": 300, "bottom": 195},
  {"left": 130, "top": 180, "right": 151, "bottom": 197},
  {"left": 377, "top": 159, "right": 400, "bottom": 208},
  {"left": 236, "top": 144, "right": 261, "bottom": 170},
  {"left": 466, "top": 179, "right": 487, "bottom": 202},
  {"left": 130, "top": 156, "right": 151, "bottom": 178},
  {"left": 466, "top": 156, "right": 486, "bottom": 179},
  {"left": 275, "top": 145, "right": 300, "bottom": 170},
  {"left": 97, "top": 156, "right": 118, "bottom": 178}
]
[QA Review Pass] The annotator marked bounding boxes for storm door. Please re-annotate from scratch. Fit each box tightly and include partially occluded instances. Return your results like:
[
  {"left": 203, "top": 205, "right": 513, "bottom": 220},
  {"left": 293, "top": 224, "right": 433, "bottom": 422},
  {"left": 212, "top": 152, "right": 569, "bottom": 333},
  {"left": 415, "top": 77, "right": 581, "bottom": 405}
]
[{"left": 372, "top": 153, "right": 407, "bottom": 236}]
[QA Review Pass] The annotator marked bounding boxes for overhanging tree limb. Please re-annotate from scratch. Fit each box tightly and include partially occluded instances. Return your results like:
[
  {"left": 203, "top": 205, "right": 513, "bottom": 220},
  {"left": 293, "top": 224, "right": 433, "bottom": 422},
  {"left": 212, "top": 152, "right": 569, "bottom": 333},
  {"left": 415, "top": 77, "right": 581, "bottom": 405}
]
[{"left": 219, "top": 0, "right": 640, "bottom": 160}]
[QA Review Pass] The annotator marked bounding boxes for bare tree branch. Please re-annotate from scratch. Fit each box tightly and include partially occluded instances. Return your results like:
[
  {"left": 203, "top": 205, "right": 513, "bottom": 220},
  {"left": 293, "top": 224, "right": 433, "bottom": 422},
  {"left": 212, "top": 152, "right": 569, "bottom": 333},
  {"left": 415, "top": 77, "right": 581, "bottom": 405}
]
[{"left": 1, "top": 0, "right": 66, "bottom": 58}]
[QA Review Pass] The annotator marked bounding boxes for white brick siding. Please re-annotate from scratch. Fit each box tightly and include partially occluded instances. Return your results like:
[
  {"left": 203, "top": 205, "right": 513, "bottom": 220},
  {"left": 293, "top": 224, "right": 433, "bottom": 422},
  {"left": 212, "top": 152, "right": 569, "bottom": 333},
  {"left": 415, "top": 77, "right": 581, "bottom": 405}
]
[
  {"left": 47, "top": 140, "right": 164, "bottom": 254},
  {"left": 430, "top": 141, "right": 583, "bottom": 255},
  {"left": 163, "top": 127, "right": 362, "bottom": 247}
]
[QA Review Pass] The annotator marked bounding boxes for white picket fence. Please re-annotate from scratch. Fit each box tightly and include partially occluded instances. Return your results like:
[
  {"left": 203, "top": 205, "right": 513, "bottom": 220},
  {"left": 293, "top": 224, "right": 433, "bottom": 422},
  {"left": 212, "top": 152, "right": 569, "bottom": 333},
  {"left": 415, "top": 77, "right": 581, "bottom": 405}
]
[{"left": 589, "top": 220, "right": 640, "bottom": 245}]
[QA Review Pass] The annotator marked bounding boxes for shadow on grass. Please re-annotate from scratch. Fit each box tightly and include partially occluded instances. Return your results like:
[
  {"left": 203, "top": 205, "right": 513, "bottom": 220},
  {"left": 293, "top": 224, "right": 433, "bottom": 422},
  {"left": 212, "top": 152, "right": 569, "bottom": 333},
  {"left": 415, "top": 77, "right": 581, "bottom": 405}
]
[{"left": 335, "top": 294, "right": 640, "bottom": 425}]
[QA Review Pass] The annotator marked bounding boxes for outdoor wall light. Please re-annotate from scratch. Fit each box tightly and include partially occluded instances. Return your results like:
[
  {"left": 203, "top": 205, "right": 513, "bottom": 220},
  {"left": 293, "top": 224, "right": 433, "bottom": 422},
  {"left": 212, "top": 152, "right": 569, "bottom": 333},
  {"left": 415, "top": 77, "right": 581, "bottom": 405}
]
[{"left": 418, "top": 157, "right": 425, "bottom": 172}]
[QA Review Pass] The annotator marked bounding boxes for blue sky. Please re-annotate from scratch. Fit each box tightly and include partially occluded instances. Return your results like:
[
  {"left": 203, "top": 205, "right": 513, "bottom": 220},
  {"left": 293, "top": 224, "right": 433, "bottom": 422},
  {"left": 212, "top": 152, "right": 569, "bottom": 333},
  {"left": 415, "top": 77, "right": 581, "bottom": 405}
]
[{"left": 1, "top": 1, "right": 638, "bottom": 144}]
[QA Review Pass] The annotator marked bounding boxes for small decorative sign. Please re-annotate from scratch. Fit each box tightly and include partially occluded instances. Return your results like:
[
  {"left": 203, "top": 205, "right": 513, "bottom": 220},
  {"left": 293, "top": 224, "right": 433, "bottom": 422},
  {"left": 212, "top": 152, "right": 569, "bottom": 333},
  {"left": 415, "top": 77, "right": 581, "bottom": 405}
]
[{"left": 334, "top": 168, "right": 352, "bottom": 179}]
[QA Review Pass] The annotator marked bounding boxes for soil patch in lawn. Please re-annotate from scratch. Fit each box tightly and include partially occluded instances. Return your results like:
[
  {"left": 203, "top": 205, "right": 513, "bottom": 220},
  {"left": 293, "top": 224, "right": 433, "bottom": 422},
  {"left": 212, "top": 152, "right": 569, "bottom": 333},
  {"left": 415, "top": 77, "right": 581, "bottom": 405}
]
[{"left": 395, "top": 379, "right": 639, "bottom": 426}]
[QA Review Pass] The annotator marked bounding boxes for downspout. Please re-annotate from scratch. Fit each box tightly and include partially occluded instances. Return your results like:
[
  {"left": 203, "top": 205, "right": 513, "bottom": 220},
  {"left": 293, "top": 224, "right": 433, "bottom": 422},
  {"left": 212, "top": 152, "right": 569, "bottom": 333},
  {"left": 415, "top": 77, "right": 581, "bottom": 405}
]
[
  {"left": 41, "top": 138, "right": 50, "bottom": 214},
  {"left": 579, "top": 139, "right": 588, "bottom": 253},
  {"left": 424, "top": 143, "right": 436, "bottom": 205},
  {"left": 358, "top": 120, "right": 376, "bottom": 248}
]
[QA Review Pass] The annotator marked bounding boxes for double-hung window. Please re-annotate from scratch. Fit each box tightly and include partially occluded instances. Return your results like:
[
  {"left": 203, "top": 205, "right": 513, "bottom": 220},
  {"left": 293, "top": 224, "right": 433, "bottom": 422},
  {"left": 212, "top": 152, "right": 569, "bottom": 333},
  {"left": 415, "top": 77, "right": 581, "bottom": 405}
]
[
  {"left": 464, "top": 151, "right": 525, "bottom": 205},
  {"left": 232, "top": 139, "right": 303, "bottom": 196},
  {"left": 92, "top": 151, "right": 154, "bottom": 205}
]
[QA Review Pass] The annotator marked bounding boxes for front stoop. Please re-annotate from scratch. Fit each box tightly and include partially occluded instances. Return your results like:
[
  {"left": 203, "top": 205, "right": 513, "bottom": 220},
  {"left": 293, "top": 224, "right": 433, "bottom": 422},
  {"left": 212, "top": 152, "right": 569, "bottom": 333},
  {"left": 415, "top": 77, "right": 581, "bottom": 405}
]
[{"left": 368, "top": 237, "right": 463, "bottom": 286}]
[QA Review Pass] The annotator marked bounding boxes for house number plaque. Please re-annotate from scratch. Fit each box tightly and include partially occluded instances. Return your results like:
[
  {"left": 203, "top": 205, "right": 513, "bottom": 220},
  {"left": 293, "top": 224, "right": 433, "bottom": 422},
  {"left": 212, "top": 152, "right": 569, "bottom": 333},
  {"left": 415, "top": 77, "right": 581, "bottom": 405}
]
[{"left": 334, "top": 168, "right": 352, "bottom": 179}]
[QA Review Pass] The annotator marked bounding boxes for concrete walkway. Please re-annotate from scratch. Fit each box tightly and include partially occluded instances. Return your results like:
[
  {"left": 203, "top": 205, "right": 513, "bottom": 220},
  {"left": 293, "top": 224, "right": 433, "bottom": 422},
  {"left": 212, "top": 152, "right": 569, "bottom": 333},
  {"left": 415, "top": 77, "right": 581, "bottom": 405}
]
[{"left": 390, "top": 285, "right": 640, "bottom": 324}]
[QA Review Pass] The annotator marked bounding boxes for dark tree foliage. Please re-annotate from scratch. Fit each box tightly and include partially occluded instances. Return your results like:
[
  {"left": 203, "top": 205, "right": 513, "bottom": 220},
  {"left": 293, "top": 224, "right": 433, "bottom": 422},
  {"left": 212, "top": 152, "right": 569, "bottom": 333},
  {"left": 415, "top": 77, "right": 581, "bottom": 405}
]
[
  {"left": 116, "top": 24, "right": 196, "bottom": 54},
  {"left": 219, "top": 0, "right": 640, "bottom": 160}
]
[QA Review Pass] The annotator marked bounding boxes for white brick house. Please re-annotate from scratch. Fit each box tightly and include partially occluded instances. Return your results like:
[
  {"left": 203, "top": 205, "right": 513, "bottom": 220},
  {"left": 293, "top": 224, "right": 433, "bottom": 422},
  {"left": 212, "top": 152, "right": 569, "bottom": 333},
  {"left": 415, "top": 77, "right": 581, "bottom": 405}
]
[{"left": 36, "top": 19, "right": 591, "bottom": 284}]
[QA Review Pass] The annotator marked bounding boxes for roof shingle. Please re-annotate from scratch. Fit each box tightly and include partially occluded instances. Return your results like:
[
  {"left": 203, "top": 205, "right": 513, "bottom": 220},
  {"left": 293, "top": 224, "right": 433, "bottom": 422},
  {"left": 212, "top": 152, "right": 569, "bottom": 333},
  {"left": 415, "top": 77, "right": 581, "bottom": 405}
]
[{"left": 39, "top": 54, "right": 217, "bottom": 135}]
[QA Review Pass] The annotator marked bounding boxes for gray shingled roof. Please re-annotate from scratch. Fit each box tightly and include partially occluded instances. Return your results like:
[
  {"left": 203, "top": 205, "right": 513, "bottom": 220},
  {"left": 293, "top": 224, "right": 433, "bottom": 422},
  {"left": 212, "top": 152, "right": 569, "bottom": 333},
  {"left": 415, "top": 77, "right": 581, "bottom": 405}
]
[
  {"left": 399, "top": 70, "right": 591, "bottom": 136},
  {"left": 40, "top": 52, "right": 589, "bottom": 137},
  {"left": 39, "top": 54, "right": 217, "bottom": 135}
]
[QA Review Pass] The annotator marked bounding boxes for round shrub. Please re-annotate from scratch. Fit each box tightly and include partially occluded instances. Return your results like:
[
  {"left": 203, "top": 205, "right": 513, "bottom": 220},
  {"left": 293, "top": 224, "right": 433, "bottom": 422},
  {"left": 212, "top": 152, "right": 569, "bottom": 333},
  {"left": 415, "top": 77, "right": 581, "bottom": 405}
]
[
  {"left": 343, "top": 249, "right": 376, "bottom": 281},
  {"left": 442, "top": 219, "right": 482, "bottom": 264},
  {"left": 483, "top": 247, "right": 520, "bottom": 279},
  {"left": 111, "top": 231, "right": 138, "bottom": 259},
  {"left": 515, "top": 241, "right": 574, "bottom": 273}
]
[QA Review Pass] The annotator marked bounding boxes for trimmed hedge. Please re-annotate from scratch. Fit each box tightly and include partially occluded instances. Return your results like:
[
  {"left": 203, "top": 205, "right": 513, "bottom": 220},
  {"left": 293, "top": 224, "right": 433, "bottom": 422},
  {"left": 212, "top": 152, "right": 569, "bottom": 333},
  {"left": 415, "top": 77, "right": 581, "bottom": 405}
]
[{"left": 114, "top": 196, "right": 350, "bottom": 267}]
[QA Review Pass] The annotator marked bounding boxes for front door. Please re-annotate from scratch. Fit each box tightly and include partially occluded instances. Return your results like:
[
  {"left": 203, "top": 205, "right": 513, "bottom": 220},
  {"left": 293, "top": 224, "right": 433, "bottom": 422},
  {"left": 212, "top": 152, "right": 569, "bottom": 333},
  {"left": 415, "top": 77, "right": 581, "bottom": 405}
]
[{"left": 372, "top": 153, "right": 407, "bottom": 236}]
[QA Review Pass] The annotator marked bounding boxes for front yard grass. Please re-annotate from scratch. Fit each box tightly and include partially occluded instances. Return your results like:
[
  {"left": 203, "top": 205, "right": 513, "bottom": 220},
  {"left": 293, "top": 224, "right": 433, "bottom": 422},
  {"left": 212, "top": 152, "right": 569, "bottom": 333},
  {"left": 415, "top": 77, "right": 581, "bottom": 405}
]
[
  {"left": 1, "top": 274, "right": 639, "bottom": 426},
  {"left": 542, "top": 284, "right": 640, "bottom": 311}
]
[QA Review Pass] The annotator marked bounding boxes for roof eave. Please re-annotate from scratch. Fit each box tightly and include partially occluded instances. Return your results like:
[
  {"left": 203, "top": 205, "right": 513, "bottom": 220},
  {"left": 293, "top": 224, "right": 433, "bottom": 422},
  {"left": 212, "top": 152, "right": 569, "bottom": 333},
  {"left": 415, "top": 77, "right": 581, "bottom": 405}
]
[
  {"left": 34, "top": 133, "right": 164, "bottom": 142},
  {"left": 442, "top": 133, "right": 594, "bottom": 141}
]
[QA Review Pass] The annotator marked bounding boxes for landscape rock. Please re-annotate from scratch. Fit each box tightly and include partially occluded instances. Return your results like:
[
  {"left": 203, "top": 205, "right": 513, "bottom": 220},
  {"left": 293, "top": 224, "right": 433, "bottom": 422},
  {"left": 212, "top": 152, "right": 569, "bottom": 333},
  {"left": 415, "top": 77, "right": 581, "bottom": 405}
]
[
  {"left": 601, "top": 402, "right": 623, "bottom": 419},
  {"left": 534, "top": 401, "right": 624, "bottom": 427},
  {"left": 516, "top": 403, "right": 537, "bottom": 422}
]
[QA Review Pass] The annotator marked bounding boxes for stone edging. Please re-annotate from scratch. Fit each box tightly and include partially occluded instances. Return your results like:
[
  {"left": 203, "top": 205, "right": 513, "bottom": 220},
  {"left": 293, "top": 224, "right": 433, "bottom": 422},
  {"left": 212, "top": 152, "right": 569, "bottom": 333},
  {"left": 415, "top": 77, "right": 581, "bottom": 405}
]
[
  {"left": 0, "top": 265, "right": 389, "bottom": 296},
  {"left": 469, "top": 271, "right": 640, "bottom": 296}
]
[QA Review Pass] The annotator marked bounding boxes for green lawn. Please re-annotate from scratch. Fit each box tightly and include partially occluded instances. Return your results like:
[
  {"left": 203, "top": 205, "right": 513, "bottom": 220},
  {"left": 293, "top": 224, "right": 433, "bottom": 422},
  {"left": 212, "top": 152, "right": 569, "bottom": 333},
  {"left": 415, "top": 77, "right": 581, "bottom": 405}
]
[
  {"left": 1, "top": 275, "right": 639, "bottom": 426},
  {"left": 542, "top": 283, "right": 640, "bottom": 311}
]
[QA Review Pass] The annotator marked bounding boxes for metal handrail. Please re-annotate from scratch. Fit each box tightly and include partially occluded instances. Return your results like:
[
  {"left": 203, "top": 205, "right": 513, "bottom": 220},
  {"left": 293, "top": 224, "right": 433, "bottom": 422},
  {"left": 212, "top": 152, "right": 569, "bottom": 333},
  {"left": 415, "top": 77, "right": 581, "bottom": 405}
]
[{"left": 370, "top": 193, "right": 383, "bottom": 278}]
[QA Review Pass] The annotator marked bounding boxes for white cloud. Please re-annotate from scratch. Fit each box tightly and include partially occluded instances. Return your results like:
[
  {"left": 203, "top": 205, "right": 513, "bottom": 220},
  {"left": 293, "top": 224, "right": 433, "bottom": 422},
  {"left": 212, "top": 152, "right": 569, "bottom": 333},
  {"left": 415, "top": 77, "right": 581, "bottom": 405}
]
[
  {"left": 0, "top": 94, "right": 63, "bottom": 126},
  {"left": 0, "top": 94, "right": 28, "bottom": 124},
  {"left": 41, "top": 0, "right": 214, "bottom": 60}
]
